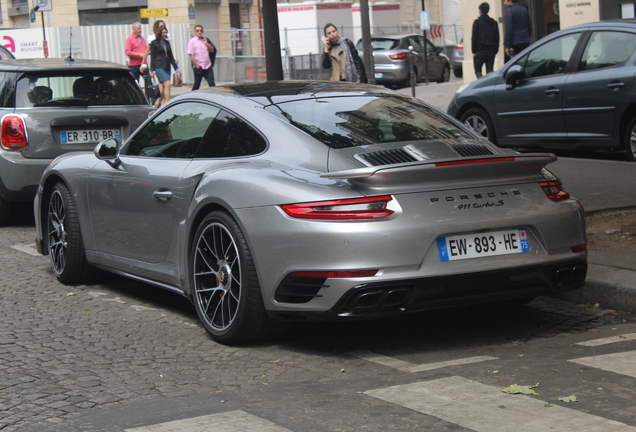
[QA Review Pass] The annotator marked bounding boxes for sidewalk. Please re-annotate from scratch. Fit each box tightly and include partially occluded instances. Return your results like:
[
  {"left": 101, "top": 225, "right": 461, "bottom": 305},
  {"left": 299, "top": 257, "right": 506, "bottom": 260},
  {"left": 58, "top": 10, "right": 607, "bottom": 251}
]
[{"left": 171, "top": 78, "right": 636, "bottom": 313}]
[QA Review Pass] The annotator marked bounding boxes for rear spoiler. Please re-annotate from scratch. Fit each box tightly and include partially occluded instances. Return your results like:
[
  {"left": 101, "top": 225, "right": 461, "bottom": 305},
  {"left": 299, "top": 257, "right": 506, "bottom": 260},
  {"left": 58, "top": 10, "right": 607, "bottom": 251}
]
[{"left": 321, "top": 153, "right": 557, "bottom": 193}]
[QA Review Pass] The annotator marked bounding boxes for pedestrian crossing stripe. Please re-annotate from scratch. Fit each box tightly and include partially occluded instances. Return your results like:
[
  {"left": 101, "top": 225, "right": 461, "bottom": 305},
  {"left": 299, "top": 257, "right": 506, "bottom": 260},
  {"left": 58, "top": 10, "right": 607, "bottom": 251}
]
[
  {"left": 349, "top": 350, "right": 498, "bottom": 373},
  {"left": 576, "top": 333, "right": 636, "bottom": 346},
  {"left": 124, "top": 410, "right": 292, "bottom": 432},
  {"left": 569, "top": 350, "right": 636, "bottom": 379},
  {"left": 366, "top": 376, "right": 636, "bottom": 432}
]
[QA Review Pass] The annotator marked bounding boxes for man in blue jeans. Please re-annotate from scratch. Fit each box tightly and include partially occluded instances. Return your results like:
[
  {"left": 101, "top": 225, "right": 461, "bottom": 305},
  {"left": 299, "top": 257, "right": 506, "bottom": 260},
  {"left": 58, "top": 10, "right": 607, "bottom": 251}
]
[{"left": 187, "top": 25, "right": 216, "bottom": 90}]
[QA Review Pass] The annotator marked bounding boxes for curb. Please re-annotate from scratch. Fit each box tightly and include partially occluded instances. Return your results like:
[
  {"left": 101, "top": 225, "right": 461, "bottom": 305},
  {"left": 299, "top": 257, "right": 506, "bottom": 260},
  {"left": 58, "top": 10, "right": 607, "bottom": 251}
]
[{"left": 557, "top": 264, "right": 636, "bottom": 313}]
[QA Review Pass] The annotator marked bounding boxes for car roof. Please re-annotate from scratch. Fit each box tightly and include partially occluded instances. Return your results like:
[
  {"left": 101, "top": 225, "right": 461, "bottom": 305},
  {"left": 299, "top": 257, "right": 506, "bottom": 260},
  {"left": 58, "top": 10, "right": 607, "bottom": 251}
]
[
  {"left": 0, "top": 58, "right": 131, "bottom": 72},
  {"left": 186, "top": 81, "right": 399, "bottom": 105},
  {"left": 562, "top": 19, "right": 636, "bottom": 32}
]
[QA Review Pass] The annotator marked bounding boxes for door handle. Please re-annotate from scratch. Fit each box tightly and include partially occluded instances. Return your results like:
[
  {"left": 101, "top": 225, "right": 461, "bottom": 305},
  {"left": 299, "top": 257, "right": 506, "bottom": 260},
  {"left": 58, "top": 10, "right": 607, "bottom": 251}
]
[
  {"left": 544, "top": 88, "right": 560, "bottom": 97},
  {"left": 153, "top": 190, "right": 173, "bottom": 201},
  {"left": 607, "top": 82, "right": 625, "bottom": 91}
]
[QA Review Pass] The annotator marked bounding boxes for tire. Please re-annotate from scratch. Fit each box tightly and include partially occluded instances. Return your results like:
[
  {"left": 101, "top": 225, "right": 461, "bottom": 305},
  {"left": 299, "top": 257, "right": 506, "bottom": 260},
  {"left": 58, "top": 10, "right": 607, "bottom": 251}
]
[
  {"left": 0, "top": 197, "right": 10, "bottom": 227},
  {"left": 625, "top": 115, "right": 636, "bottom": 162},
  {"left": 460, "top": 107, "right": 497, "bottom": 144},
  {"left": 438, "top": 65, "right": 450, "bottom": 83},
  {"left": 453, "top": 67, "right": 463, "bottom": 78},
  {"left": 47, "top": 182, "right": 96, "bottom": 284},
  {"left": 192, "top": 211, "right": 276, "bottom": 344}
]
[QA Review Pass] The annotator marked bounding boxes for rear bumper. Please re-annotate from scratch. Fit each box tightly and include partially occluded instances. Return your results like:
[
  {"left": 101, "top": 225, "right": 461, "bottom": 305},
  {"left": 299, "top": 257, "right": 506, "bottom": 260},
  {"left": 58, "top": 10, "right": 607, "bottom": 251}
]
[
  {"left": 0, "top": 151, "right": 50, "bottom": 202},
  {"left": 269, "top": 258, "right": 587, "bottom": 321}
]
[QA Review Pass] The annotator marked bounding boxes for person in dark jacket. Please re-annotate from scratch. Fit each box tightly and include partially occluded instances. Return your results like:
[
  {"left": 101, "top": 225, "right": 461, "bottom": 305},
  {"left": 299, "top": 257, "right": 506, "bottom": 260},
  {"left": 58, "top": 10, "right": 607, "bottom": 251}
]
[
  {"left": 472, "top": 2, "right": 500, "bottom": 78},
  {"left": 150, "top": 27, "right": 180, "bottom": 107},
  {"left": 504, "top": 0, "right": 531, "bottom": 62},
  {"left": 321, "top": 23, "right": 368, "bottom": 83}
]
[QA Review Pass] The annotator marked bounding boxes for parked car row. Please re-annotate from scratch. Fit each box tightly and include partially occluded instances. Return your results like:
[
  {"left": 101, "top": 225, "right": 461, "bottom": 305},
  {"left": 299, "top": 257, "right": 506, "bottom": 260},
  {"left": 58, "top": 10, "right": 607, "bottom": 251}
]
[{"left": 448, "top": 20, "right": 636, "bottom": 162}]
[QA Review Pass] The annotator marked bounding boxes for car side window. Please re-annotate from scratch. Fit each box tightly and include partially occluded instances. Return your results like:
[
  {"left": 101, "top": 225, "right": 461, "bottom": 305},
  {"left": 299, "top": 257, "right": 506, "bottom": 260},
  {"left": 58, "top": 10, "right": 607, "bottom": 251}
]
[
  {"left": 126, "top": 102, "right": 220, "bottom": 158},
  {"left": 579, "top": 31, "right": 636, "bottom": 71},
  {"left": 407, "top": 36, "right": 423, "bottom": 52},
  {"left": 197, "top": 110, "right": 267, "bottom": 158},
  {"left": 518, "top": 33, "right": 580, "bottom": 78}
]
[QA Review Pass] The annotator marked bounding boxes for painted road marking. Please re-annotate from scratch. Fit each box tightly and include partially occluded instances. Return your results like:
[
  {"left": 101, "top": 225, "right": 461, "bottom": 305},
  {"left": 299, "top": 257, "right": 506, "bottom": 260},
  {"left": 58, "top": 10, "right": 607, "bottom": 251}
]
[
  {"left": 11, "top": 243, "right": 42, "bottom": 257},
  {"left": 569, "top": 350, "right": 636, "bottom": 379},
  {"left": 350, "top": 350, "right": 498, "bottom": 373},
  {"left": 576, "top": 333, "right": 636, "bottom": 346},
  {"left": 125, "top": 410, "right": 292, "bottom": 432},
  {"left": 366, "top": 376, "right": 636, "bottom": 432}
]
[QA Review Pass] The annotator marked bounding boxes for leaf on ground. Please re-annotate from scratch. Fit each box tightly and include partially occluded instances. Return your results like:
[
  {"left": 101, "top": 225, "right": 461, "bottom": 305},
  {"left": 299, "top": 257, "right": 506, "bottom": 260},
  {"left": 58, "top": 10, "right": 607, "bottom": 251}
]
[
  {"left": 544, "top": 403, "right": 554, "bottom": 408},
  {"left": 66, "top": 292, "right": 76, "bottom": 297},
  {"left": 502, "top": 383, "right": 540, "bottom": 395},
  {"left": 559, "top": 395, "right": 578, "bottom": 402}
]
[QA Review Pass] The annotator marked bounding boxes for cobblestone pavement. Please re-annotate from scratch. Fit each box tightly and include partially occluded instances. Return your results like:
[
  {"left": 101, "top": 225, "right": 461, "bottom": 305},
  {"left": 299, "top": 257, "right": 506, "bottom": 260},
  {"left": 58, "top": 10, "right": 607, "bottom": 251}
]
[{"left": 2, "top": 213, "right": 635, "bottom": 431}]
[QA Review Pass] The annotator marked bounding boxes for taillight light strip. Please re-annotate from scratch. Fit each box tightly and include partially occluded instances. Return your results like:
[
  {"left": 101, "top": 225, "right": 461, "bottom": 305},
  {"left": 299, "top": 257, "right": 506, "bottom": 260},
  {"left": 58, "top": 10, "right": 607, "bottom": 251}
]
[{"left": 280, "top": 195, "right": 394, "bottom": 220}]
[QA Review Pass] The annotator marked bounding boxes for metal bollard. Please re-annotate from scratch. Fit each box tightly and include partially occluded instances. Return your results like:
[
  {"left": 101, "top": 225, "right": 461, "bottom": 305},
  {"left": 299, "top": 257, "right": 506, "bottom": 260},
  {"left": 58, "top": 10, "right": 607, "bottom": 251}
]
[{"left": 409, "top": 46, "right": 416, "bottom": 98}]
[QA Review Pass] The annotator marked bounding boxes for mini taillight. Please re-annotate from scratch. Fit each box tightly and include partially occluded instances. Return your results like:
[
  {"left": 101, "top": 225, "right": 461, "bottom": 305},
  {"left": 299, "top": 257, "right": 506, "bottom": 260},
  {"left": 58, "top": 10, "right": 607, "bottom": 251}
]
[
  {"left": 389, "top": 53, "right": 409, "bottom": 60},
  {"left": 455, "top": 44, "right": 463, "bottom": 50},
  {"left": 1, "top": 115, "right": 28, "bottom": 150},
  {"left": 288, "top": 270, "right": 378, "bottom": 278},
  {"left": 540, "top": 180, "right": 570, "bottom": 202},
  {"left": 571, "top": 244, "right": 587, "bottom": 253},
  {"left": 280, "top": 196, "right": 394, "bottom": 220}
]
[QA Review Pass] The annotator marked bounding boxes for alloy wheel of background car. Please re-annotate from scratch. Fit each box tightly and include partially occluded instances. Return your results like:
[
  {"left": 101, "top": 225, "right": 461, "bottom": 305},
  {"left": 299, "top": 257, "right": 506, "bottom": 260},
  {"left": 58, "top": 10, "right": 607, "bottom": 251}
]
[
  {"left": 626, "top": 115, "right": 636, "bottom": 162},
  {"left": 460, "top": 108, "right": 496, "bottom": 144},
  {"left": 47, "top": 183, "right": 96, "bottom": 284},
  {"left": 192, "top": 211, "right": 276, "bottom": 344}
]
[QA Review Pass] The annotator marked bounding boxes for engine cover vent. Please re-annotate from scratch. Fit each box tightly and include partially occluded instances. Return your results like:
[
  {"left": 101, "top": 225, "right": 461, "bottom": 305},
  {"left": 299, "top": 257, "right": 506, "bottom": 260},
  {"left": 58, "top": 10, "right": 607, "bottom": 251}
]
[
  {"left": 358, "top": 148, "right": 418, "bottom": 166},
  {"left": 450, "top": 143, "right": 495, "bottom": 157}
]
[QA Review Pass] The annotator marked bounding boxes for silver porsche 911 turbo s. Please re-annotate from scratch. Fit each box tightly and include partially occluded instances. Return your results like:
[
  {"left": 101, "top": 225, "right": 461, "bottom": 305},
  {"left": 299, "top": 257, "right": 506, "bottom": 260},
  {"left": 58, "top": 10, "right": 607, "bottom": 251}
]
[{"left": 34, "top": 81, "right": 587, "bottom": 345}]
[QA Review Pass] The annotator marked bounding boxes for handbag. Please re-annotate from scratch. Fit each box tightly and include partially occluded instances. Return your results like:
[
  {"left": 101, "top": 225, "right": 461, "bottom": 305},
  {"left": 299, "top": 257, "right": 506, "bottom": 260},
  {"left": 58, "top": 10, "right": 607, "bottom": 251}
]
[{"left": 147, "top": 75, "right": 160, "bottom": 100}]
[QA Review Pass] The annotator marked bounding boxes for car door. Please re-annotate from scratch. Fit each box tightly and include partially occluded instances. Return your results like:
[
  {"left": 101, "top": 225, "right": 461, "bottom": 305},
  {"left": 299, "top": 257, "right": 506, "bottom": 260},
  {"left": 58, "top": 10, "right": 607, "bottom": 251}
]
[
  {"left": 562, "top": 30, "right": 636, "bottom": 143},
  {"left": 87, "top": 101, "right": 221, "bottom": 263},
  {"left": 423, "top": 37, "right": 444, "bottom": 80},
  {"left": 493, "top": 32, "right": 581, "bottom": 146}
]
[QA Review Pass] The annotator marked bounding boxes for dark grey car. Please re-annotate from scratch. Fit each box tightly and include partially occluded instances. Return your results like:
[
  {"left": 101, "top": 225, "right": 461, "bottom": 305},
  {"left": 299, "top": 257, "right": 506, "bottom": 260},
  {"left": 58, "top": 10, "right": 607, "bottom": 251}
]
[
  {"left": 448, "top": 20, "right": 636, "bottom": 162},
  {"left": 357, "top": 34, "right": 451, "bottom": 87},
  {"left": 0, "top": 58, "right": 153, "bottom": 225}
]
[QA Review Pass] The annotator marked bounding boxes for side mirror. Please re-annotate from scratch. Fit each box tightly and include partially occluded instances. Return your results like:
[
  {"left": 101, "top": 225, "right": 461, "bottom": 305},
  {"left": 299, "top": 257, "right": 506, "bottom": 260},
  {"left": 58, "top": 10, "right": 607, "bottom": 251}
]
[
  {"left": 504, "top": 64, "right": 525, "bottom": 89},
  {"left": 94, "top": 137, "right": 121, "bottom": 168}
]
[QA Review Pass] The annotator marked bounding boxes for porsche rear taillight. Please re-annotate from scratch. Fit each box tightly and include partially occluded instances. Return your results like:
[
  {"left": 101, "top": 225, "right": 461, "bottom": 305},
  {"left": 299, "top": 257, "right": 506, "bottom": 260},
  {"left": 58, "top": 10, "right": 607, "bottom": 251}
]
[
  {"left": 1, "top": 115, "right": 28, "bottom": 150},
  {"left": 540, "top": 180, "right": 570, "bottom": 202},
  {"left": 280, "top": 196, "right": 394, "bottom": 220}
]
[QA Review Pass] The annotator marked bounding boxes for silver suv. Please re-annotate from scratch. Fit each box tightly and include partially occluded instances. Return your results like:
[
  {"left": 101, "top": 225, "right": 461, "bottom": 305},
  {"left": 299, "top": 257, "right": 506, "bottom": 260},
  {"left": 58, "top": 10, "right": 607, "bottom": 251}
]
[{"left": 0, "top": 58, "right": 153, "bottom": 225}]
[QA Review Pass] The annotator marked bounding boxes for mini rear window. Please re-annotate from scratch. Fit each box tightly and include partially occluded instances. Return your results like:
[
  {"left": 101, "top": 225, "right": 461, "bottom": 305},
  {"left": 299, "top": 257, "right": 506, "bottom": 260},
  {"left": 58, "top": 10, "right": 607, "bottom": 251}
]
[
  {"left": 16, "top": 72, "right": 147, "bottom": 107},
  {"left": 266, "top": 95, "right": 470, "bottom": 149}
]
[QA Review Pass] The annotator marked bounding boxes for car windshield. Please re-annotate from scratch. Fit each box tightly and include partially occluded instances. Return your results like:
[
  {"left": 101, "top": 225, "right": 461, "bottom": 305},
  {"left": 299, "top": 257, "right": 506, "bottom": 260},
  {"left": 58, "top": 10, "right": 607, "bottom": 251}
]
[
  {"left": 16, "top": 72, "right": 147, "bottom": 107},
  {"left": 266, "top": 95, "right": 470, "bottom": 149}
]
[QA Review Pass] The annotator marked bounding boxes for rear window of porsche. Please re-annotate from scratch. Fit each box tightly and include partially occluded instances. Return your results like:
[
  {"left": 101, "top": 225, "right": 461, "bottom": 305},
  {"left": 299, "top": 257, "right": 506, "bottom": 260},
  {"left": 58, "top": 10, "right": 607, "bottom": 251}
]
[
  {"left": 16, "top": 72, "right": 147, "bottom": 107},
  {"left": 265, "top": 95, "right": 470, "bottom": 149}
]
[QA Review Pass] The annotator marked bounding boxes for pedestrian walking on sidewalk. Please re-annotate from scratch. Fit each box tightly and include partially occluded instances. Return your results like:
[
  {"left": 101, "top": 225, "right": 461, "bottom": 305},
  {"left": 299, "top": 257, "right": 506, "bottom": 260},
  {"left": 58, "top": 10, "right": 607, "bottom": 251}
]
[
  {"left": 471, "top": 2, "right": 499, "bottom": 78},
  {"left": 187, "top": 25, "right": 217, "bottom": 90},
  {"left": 125, "top": 22, "right": 148, "bottom": 82},
  {"left": 503, "top": 0, "right": 531, "bottom": 62},
  {"left": 149, "top": 27, "right": 181, "bottom": 107}
]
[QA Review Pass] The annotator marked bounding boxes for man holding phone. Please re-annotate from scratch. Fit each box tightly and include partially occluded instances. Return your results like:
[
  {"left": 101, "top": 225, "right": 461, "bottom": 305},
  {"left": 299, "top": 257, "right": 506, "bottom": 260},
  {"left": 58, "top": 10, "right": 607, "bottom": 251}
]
[{"left": 187, "top": 25, "right": 216, "bottom": 90}]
